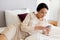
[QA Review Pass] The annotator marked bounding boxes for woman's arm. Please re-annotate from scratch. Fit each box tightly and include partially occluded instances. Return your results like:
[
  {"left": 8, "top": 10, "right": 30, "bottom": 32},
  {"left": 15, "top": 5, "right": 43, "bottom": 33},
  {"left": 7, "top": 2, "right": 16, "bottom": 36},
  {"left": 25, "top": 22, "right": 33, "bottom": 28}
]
[
  {"left": 34, "top": 26, "right": 45, "bottom": 30},
  {"left": 21, "top": 14, "right": 32, "bottom": 34}
]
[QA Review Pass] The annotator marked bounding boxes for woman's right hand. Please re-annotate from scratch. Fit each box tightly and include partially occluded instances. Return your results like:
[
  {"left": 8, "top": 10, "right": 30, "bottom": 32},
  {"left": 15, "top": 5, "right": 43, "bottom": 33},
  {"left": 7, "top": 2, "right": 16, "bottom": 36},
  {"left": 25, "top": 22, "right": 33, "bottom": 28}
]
[
  {"left": 34, "top": 26, "right": 45, "bottom": 30},
  {"left": 42, "top": 27, "right": 50, "bottom": 36}
]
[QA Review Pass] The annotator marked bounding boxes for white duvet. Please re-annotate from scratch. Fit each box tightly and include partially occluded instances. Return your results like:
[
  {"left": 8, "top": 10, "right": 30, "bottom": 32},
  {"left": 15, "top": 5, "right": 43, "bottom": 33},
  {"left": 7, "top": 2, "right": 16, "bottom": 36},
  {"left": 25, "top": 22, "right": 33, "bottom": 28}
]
[
  {"left": 0, "top": 27, "right": 6, "bottom": 33},
  {"left": 25, "top": 26, "right": 60, "bottom": 40},
  {"left": 0, "top": 26, "right": 60, "bottom": 40},
  {"left": 0, "top": 24, "right": 18, "bottom": 40}
]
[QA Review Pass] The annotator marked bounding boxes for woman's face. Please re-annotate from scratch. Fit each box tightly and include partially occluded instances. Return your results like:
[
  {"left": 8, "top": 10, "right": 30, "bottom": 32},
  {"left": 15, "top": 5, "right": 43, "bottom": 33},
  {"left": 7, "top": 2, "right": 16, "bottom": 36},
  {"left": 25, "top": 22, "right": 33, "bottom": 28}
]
[{"left": 37, "top": 8, "right": 48, "bottom": 18}]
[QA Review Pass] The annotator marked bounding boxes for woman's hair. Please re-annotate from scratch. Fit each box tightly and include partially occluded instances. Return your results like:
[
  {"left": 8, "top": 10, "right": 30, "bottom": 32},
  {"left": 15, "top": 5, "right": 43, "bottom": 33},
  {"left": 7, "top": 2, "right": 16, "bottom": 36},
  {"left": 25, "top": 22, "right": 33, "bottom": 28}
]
[{"left": 36, "top": 3, "right": 48, "bottom": 12}]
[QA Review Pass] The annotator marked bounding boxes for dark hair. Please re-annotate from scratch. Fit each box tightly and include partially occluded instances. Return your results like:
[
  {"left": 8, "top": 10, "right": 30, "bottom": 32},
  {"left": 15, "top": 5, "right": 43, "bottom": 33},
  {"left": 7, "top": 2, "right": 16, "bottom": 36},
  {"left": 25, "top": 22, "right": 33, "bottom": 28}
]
[{"left": 36, "top": 3, "right": 48, "bottom": 12}]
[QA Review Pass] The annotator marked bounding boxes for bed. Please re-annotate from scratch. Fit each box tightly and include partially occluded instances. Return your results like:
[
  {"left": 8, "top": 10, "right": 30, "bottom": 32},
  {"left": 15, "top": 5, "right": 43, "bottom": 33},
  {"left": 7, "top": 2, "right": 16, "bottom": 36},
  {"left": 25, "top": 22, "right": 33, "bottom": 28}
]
[
  {"left": 0, "top": 9, "right": 30, "bottom": 40},
  {"left": 25, "top": 26, "right": 60, "bottom": 40},
  {"left": 0, "top": 10, "right": 60, "bottom": 40}
]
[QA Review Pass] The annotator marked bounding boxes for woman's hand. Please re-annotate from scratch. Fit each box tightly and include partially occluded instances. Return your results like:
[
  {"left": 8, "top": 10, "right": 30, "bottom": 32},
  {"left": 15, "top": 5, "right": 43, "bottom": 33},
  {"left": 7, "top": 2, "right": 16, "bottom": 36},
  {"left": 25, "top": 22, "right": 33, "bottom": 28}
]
[
  {"left": 34, "top": 26, "right": 45, "bottom": 30},
  {"left": 34, "top": 26, "right": 50, "bottom": 36},
  {"left": 43, "top": 27, "right": 50, "bottom": 36}
]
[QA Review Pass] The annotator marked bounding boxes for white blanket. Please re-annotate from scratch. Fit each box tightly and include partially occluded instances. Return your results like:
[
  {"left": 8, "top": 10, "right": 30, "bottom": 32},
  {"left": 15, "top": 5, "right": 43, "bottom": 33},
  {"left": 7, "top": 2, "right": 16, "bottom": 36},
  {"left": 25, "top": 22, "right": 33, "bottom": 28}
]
[
  {"left": 25, "top": 27, "right": 60, "bottom": 40},
  {"left": 0, "top": 27, "right": 6, "bottom": 33},
  {"left": 0, "top": 24, "right": 18, "bottom": 40},
  {"left": 0, "top": 26, "right": 60, "bottom": 40}
]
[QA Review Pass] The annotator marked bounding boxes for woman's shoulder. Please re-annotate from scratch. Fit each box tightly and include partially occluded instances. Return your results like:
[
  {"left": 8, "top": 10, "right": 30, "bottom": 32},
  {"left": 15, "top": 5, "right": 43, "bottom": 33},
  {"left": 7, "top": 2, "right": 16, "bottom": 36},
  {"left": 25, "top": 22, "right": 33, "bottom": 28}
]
[{"left": 28, "top": 12, "right": 36, "bottom": 16}]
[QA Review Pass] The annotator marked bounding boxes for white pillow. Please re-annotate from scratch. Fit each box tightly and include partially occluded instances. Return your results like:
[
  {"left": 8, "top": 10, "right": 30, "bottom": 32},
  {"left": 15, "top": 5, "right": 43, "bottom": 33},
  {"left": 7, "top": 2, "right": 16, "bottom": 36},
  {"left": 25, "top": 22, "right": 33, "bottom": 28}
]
[{"left": 5, "top": 10, "right": 30, "bottom": 26}]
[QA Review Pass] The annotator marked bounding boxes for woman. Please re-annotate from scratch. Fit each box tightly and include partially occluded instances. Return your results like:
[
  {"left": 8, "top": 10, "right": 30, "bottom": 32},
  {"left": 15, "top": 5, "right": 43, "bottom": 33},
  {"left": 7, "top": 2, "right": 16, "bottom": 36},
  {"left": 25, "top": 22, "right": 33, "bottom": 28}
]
[{"left": 21, "top": 3, "right": 53, "bottom": 40}]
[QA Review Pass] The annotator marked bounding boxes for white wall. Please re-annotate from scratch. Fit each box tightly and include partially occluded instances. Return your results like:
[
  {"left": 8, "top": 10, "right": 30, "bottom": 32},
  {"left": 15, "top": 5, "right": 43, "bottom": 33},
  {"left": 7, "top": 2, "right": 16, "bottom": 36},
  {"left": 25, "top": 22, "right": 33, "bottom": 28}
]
[
  {"left": 48, "top": 0, "right": 60, "bottom": 21},
  {"left": 0, "top": 0, "right": 37, "bottom": 11},
  {"left": 58, "top": 9, "right": 60, "bottom": 27},
  {"left": 57, "top": 0, "right": 60, "bottom": 27}
]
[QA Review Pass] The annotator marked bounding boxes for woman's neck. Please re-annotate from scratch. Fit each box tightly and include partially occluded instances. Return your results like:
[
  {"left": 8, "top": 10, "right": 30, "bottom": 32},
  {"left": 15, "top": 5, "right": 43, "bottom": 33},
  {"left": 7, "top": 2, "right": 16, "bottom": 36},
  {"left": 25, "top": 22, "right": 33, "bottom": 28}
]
[
  {"left": 39, "top": 18, "right": 44, "bottom": 21},
  {"left": 36, "top": 14, "right": 44, "bottom": 21}
]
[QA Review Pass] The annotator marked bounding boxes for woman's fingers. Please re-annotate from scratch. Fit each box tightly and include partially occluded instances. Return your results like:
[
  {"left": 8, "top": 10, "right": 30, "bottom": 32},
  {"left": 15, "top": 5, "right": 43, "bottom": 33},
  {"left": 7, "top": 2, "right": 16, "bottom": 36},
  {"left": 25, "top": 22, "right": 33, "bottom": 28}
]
[
  {"left": 34, "top": 26, "right": 39, "bottom": 30},
  {"left": 34, "top": 26, "right": 45, "bottom": 30}
]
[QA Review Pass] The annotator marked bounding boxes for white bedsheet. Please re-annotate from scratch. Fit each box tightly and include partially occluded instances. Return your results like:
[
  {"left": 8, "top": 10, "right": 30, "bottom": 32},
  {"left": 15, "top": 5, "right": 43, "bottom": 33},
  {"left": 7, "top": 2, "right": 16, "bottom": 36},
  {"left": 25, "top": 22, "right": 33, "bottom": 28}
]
[
  {"left": 25, "top": 33, "right": 58, "bottom": 40},
  {"left": 0, "top": 27, "right": 60, "bottom": 40},
  {"left": 25, "top": 27, "right": 60, "bottom": 40}
]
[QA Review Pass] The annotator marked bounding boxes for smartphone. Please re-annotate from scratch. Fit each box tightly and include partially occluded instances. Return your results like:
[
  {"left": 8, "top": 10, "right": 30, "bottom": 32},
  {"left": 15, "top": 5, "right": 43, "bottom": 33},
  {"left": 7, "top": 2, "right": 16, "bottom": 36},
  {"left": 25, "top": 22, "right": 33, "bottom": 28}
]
[{"left": 46, "top": 25, "right": 51, "bottom": 28}]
